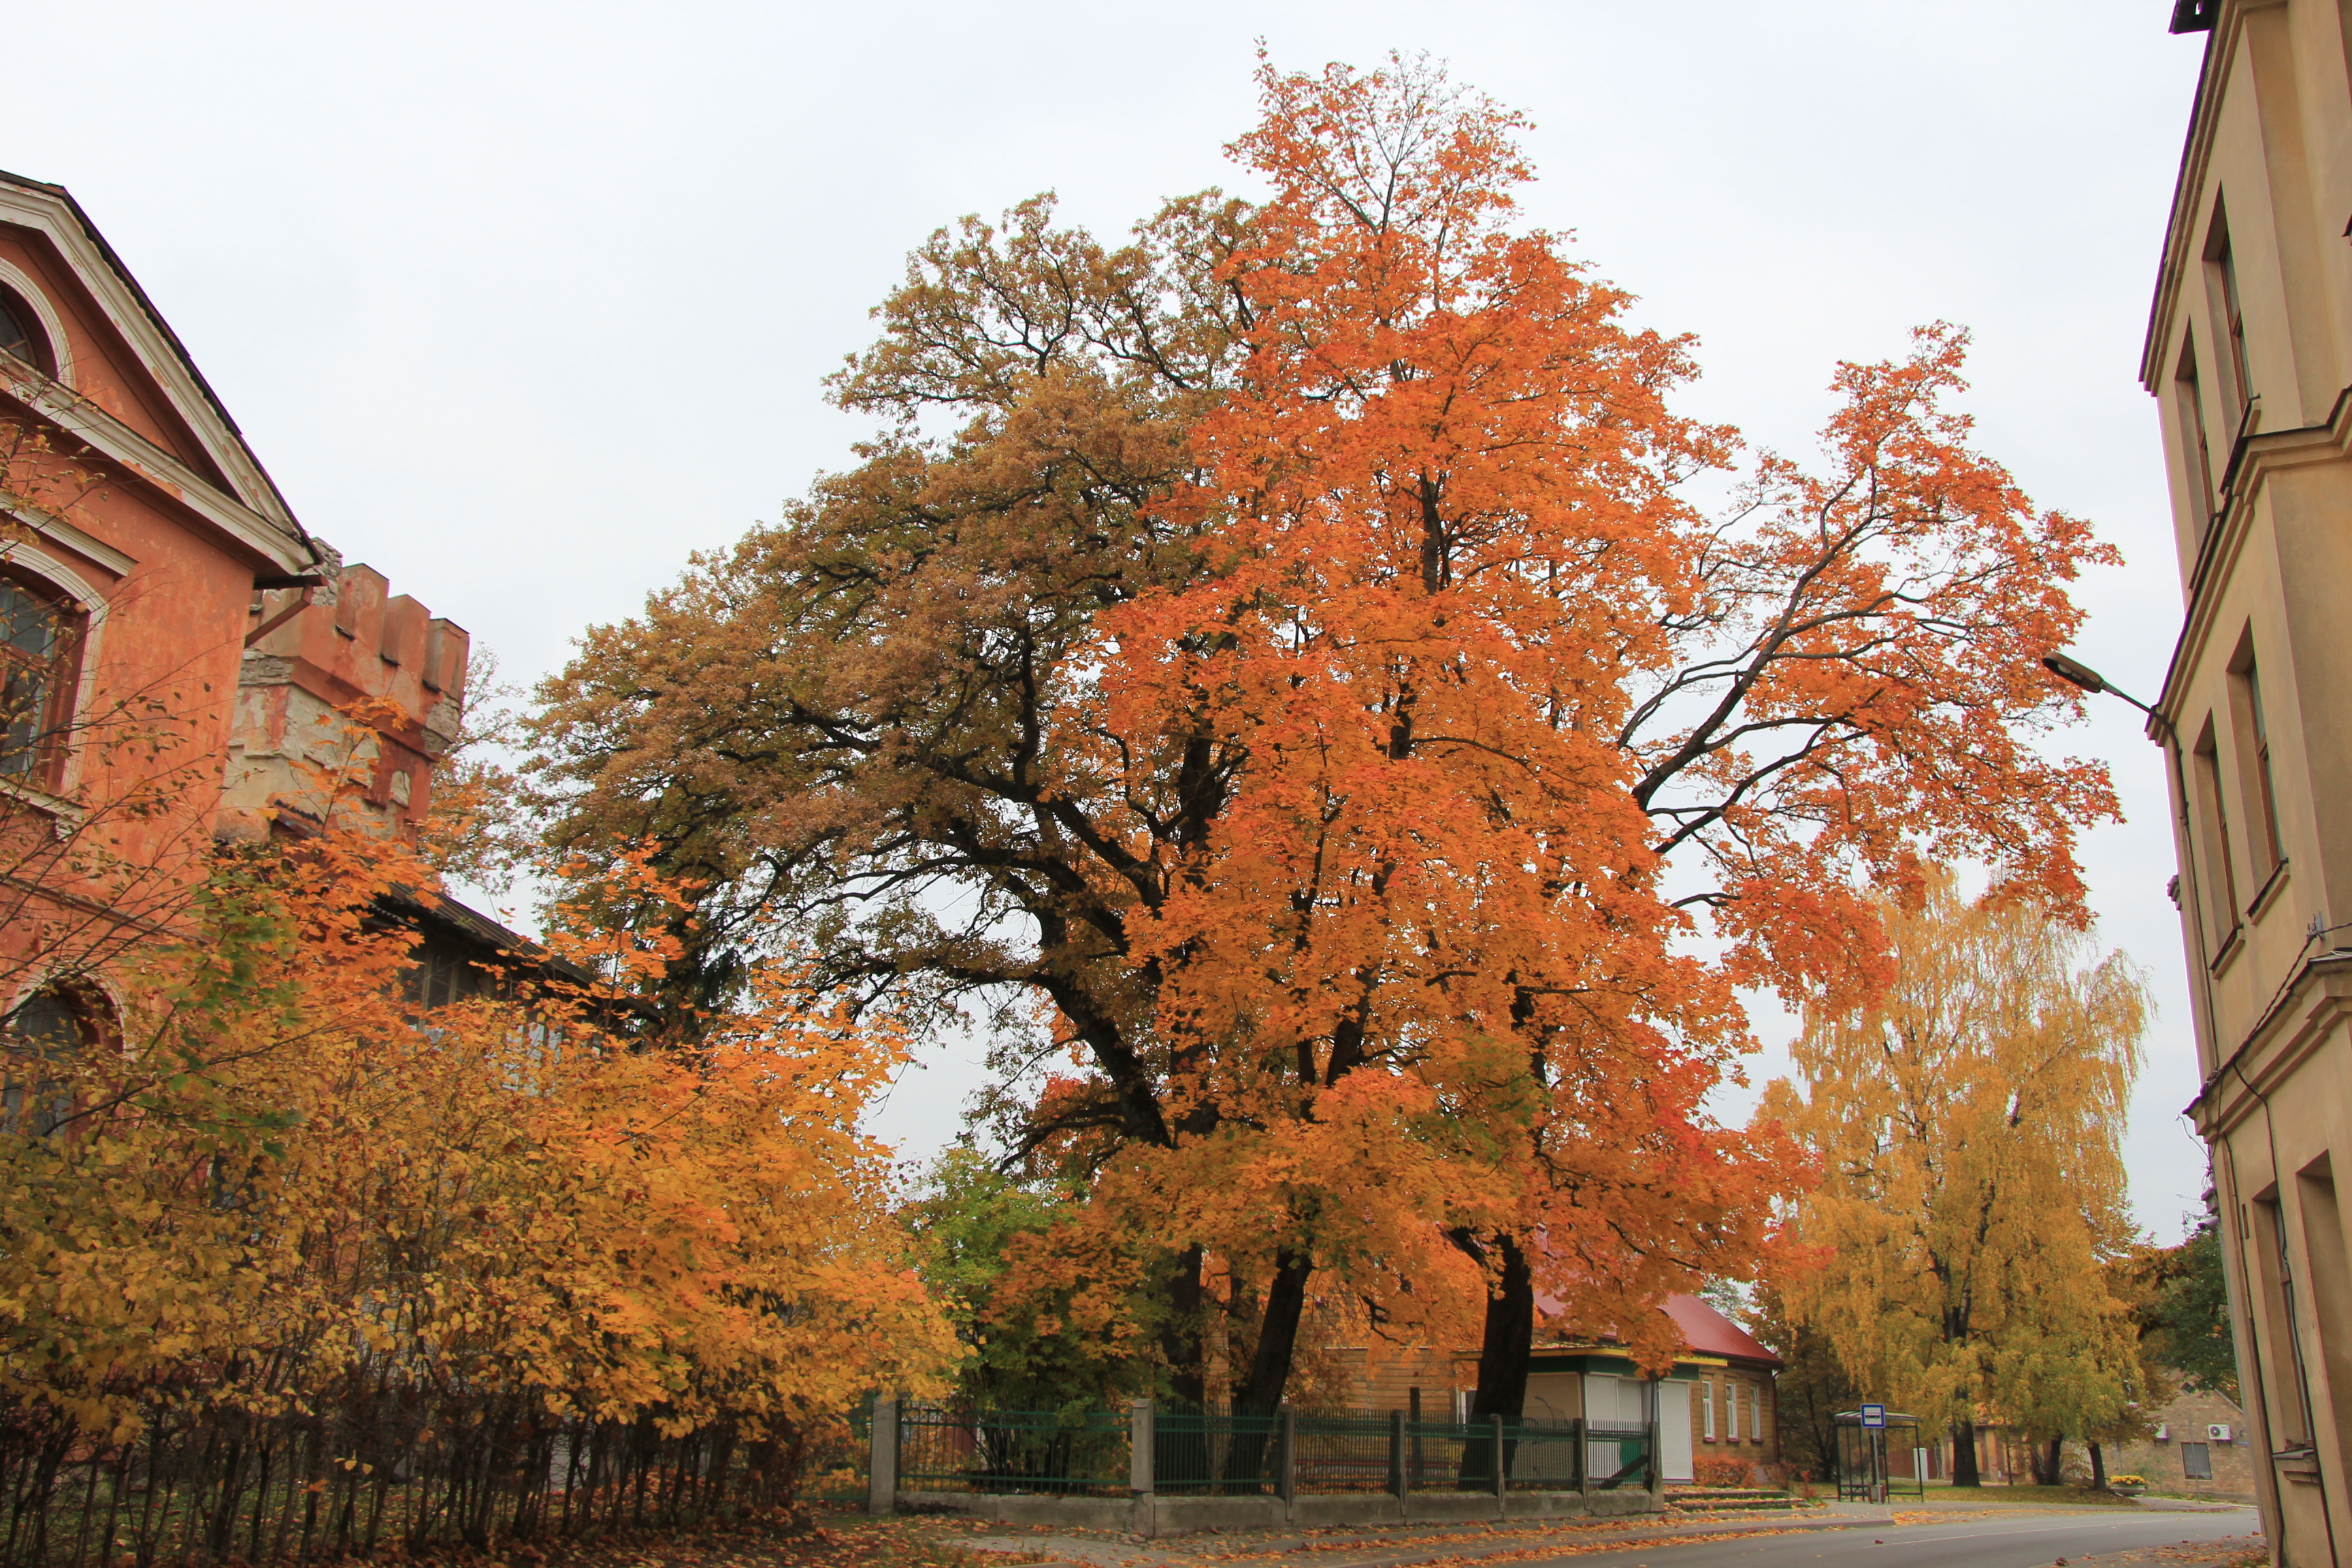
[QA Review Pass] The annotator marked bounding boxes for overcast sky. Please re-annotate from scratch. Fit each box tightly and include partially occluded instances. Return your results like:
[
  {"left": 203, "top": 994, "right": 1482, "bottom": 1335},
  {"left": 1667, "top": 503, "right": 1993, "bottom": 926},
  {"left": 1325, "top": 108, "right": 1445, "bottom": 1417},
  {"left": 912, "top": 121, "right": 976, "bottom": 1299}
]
[{"left": 11, "top": 2, "right": 2212, "bottom": 1239}]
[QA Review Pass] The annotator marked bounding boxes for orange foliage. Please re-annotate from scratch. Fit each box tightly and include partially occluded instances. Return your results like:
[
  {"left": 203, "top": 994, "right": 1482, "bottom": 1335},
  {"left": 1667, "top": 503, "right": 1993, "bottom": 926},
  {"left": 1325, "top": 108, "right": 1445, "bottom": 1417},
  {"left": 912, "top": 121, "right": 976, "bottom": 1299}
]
[{"left": 528, "top": 53, "right": 2118, "bottom": 1406}]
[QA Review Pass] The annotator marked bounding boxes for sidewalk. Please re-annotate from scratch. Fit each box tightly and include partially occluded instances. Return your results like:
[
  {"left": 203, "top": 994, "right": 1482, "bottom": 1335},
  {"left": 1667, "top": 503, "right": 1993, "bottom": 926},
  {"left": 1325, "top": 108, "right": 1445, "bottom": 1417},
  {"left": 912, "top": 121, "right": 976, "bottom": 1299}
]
[{"left": 966, "top": 1501, "right": 1872, "bottom": 1568}]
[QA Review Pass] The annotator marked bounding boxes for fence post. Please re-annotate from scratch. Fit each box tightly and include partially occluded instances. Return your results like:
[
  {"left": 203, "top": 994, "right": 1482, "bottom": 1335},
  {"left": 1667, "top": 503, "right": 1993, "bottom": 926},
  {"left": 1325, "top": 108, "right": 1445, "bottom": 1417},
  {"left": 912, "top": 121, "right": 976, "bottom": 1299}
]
[
  {"left": 1409, "top": 1386, "right": 1422, "bottom": 1491},
  {"left": 1388, "top": 1409, "right": 1407, "bottom": 1500},
  {"left": 1130, "top": 1399, "right": 1154, "bottom": 1497},
  {"left": 867, "top": 1396, "right": 898, "bottom": 1516},
  {"left": 1492, "top": 1414, "right": 1507, "bottom": 1502},
  {"left": 1576, "top": 1417, "right": 1592, "bottom": 1506},
  {"left": 1646, "top": 1405, "right": 1663, "bottom": 1505},
  {"left": 1278, "top": 1405, "right": 1296, "bottom": 1504}
]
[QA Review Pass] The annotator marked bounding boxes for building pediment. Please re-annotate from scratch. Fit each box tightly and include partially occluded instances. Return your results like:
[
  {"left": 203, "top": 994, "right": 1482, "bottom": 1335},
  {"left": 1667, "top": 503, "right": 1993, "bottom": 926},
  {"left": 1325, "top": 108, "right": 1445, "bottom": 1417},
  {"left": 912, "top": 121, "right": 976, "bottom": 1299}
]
[{"left": 0, "top": 171, "right": 314, "bottom": 574}]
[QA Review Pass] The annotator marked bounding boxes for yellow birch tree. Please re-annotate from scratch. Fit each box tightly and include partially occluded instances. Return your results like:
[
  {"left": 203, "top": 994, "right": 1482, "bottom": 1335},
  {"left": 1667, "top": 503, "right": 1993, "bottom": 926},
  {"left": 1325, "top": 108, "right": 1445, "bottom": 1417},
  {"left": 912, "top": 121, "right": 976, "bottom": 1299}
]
[{"left": 1763, "top": 875, "right": 2151, "bottom": 1485}]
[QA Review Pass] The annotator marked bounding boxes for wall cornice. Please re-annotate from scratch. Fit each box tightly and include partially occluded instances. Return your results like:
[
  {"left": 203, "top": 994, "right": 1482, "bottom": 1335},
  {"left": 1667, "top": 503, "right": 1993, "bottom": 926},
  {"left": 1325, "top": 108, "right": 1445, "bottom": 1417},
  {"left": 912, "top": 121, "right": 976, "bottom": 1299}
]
[
  {"left": 2141, "top": 1, "right": 2277, "bottom": 389},
  {"left": 0, "top": 366, "right": 312, "bottom": 574},
  {"left": 2154, "top": 384, "right": 2352, "bottom": 728},
  {"left": 2187, "top": 951, "right": 2352, "bottom": 1137}
]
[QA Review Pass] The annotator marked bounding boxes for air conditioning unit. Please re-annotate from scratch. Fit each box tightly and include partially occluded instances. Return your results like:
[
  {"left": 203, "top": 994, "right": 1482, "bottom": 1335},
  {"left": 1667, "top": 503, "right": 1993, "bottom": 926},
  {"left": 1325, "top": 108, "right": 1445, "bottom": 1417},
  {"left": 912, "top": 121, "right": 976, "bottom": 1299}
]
[
  {"left": 2154, "top": 1424, "right": 2170, "bottom": 1441},
  {"left": 2208, "top": 1424, "right": 2233, "bottom": 1443}
]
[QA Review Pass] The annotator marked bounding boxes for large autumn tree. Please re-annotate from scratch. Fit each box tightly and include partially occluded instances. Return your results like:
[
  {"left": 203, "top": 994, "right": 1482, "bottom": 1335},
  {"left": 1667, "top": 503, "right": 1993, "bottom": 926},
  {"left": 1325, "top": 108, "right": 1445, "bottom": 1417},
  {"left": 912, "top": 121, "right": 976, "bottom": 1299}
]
[
  {"left": 1761, "top": 875, "right": 2151, "bottom": 1486},
  {"left": 529, "top": 54, "right": 2118, "bottom": 1418}
]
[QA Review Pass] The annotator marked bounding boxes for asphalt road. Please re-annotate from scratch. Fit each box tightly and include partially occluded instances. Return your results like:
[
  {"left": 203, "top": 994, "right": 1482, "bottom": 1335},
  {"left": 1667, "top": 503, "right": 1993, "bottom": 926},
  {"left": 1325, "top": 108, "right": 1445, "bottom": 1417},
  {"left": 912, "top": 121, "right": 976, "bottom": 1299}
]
[{"left": 1523, "top": 1508, "right": 2261, "bottom": 1567}]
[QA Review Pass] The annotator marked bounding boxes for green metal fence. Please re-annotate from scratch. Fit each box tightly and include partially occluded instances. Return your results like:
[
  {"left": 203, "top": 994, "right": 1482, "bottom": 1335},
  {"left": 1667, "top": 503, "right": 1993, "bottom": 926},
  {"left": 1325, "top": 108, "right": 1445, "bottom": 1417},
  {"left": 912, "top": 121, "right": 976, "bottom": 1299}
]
[
  {"left": 896, "top": 1407, "right": 1130, "bottom": 1497},
  {"left": 1294, "top": 1412, "right": 1401, "bottom": 1494},
  {"left": 800, "top": 1401, "right": 870, "bottom": 1508},
  {"left": 1152, "top": 1405, "right": 1281, "bottom": 1494},
  {"left": 1501, "top": 1420, "right": 1585, "bottom": 1491},
  {"left": 1585, "top": 1422, "right": 1655, "bottom": 1490},
  {"left": 879, "top": 1401, "right": 1652, "bottom": 1502}
]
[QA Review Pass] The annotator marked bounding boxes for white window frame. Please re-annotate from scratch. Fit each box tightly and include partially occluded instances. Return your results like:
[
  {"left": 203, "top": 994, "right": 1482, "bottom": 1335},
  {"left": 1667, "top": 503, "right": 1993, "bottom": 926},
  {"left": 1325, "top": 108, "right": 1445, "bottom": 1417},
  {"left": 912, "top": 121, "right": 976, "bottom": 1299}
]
[
  {"left": 0, "top": 260, "right": 77, "bottom": 388},
  {"left": 0, "top": 536, "right": 108, "bottom": 804}
]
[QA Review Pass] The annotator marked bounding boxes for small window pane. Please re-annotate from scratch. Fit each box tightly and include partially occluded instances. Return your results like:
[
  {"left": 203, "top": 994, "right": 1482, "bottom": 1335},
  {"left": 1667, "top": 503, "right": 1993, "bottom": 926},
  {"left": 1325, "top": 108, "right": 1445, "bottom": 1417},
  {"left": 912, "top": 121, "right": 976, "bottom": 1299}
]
[
  {"left": 3, "top": 989, "right": 84, "bottom": 1138},
  {"left": 0, "top": 297, "right": 33, "bottom": 367},
  {"left": 2182, "top": 1441, "right": 2212, "bottom": 1480},
  {"left": 0, "top": 582, "right": 58, "bottom": 659},
  {"left": 10, "top": 992, "right": 79, "bottom": 1060},
  {"left": 0, "top": 580, "right": 71, "bottom": 783}
]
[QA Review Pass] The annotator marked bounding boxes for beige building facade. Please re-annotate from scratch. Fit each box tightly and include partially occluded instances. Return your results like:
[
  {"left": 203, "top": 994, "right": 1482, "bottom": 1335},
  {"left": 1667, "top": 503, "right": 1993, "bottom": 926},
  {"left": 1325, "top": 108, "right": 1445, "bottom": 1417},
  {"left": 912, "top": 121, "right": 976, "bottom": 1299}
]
[
  {"left": 2144, "top": 2, "right": 2352, "bottom": 1561},
  {"left": 2112, "top": 1389, "right": 2261, "bottom": 1504}
]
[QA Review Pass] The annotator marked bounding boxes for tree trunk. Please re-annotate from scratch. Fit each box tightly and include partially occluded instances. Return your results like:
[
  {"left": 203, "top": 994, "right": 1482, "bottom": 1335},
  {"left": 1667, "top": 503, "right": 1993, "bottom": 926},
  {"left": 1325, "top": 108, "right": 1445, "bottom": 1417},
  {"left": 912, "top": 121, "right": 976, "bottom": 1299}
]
[
  {"left": 1454, "top": 1232, "right": 1535, "bottom": 1489},
  {"left": 2089, "top": 1440, "right": 2106, "bottom": 1490},
  {"left": 1158, "top": 1244, "right": 1207, "bottom": 1407},
  {"left": 1950, "top": 1419, "right": 1980, "bottom": 1487},
  {"left": 1466, "top": 1233, "right": 1537, "bottom": 1421},
  {"left": 1223, "top": 1250, "right": 1312, "bottom": 1492},
  {"left": 1232, "top": 1250, "right": 1312, "bottom": 1415},
  {"left": 1222, "top": 1271, "right": 1262, "bottom": 1405},
  {"left": 2029, "top": 1436, "right": 2063, "bottom": 1486}
]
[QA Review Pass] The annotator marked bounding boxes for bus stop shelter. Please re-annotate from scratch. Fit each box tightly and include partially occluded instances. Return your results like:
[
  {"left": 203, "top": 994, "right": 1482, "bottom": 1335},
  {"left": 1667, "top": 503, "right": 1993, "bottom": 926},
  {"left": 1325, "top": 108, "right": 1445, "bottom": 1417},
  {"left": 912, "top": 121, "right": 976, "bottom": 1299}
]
[{"left": 1834, "top": 1407, "right": 1925, "bottom": 1503}]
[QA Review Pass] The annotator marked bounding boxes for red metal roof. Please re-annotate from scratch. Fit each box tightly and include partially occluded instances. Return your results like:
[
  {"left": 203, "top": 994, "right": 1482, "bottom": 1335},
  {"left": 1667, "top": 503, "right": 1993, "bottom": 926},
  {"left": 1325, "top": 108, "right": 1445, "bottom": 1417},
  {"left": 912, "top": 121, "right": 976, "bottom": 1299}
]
[
  {"left": 1531, "top": 1287, "right": 1785, "bottom": 1369},
  {"left": 1662, "top": 1294, "right": 1783, "bottom": 1369}
]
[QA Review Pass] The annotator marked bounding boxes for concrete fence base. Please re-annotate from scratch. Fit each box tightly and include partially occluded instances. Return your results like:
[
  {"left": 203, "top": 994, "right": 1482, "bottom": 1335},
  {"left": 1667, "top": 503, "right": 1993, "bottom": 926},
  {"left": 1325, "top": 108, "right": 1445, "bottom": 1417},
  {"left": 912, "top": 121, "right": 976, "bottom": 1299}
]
[
  {"left": 888, "top": 1488, "right": 1661, "bottom": 1537},
  {"left": 867, "top": 1394, "right": 1665, "bottom": 1538}
]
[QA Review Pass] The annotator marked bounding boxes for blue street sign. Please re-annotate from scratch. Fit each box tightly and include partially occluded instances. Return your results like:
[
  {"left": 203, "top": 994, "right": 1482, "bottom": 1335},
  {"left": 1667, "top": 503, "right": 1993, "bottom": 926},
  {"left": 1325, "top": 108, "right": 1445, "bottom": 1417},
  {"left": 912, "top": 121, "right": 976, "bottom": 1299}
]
[{"left": 1861, "top": 1404, "right": 1886, "bottom": 1428}]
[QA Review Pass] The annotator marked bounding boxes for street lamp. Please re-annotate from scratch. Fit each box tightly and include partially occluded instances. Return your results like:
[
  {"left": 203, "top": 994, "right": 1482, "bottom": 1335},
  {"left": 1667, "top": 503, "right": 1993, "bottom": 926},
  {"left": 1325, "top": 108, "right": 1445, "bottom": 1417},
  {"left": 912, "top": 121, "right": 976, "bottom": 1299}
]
[{"left": 2041, "top": 653, "right": 2159, "bottom": 720}]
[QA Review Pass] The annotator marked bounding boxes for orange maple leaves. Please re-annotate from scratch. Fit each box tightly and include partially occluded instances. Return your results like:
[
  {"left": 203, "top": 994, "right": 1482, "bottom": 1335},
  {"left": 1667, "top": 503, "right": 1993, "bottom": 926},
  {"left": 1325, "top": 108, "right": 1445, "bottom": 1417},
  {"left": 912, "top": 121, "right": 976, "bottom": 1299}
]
[{"left": 524, "top": 52, "right": 2120, "bottom": 1405}]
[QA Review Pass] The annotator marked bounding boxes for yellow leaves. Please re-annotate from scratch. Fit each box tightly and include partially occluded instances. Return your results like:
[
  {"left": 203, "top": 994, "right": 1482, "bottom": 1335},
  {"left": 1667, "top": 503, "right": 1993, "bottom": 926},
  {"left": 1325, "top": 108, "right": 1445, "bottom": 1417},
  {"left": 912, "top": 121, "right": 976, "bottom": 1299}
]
[
  {"left": 1773, "top": 872, "right": 2151, "bottom": 1435},
  {"left": 0, "top": 826, "right": 958, "bottom": 1443}
]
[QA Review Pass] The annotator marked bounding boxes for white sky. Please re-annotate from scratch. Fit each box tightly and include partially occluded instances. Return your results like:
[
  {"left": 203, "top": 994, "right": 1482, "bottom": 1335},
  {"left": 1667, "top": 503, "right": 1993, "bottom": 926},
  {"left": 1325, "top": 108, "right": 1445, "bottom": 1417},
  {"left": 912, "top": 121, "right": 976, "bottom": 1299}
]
[{"left": 10, "top": 2, "right": 2211, "bottom": 1240}]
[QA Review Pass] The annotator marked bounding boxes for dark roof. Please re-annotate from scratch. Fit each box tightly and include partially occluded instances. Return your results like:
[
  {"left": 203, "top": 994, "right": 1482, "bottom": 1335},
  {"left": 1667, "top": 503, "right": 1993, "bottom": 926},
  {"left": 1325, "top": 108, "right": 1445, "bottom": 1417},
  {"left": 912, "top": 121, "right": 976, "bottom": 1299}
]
[{"left": 376, "top": 881, "right": 602, "bottom": 990}]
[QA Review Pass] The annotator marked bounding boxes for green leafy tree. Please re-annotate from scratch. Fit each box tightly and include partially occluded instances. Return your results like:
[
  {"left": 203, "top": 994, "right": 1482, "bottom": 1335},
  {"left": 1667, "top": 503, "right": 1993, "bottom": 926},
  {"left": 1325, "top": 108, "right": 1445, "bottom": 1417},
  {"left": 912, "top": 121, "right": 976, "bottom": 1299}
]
[
  {"left": 2126, "top": 1200, "right": 2239, "bottom": 1401},
  {"left": 1747, "top": 1284, "right": 1859, "bottom": 1484},
  {"left": 903, "top": 1148, "right": 1154, "bottom": 1410}
]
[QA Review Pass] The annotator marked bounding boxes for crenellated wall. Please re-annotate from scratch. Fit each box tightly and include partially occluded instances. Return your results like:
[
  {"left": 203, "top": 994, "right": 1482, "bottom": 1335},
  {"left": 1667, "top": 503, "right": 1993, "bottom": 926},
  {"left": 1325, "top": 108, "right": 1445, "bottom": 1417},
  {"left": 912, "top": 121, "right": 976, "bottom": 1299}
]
[{"left": 219, "top": 561, "right": 469, "bottom": 842}]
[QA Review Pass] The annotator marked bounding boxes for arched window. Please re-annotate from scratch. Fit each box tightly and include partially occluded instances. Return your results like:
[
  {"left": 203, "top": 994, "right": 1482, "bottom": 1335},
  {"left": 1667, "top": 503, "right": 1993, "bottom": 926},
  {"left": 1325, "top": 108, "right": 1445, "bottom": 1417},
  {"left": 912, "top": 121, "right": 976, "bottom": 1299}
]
[
  {"left": 0, "top": 570, "right": 83, "bottom": 790},
  {"left": 0, "top": 287, "right": 53, "bottom": 377},
  {"left": 2, "top": 984, "right": 93, "bottom": 1137}
]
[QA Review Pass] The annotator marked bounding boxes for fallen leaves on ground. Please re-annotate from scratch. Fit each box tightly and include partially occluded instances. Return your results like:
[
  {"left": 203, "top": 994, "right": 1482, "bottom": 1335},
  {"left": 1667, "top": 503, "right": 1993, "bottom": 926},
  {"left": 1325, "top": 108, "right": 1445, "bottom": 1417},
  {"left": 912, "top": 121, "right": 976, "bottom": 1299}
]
[{"left": 358, "top": 1516, "right": 1045, "bottom": 1568}]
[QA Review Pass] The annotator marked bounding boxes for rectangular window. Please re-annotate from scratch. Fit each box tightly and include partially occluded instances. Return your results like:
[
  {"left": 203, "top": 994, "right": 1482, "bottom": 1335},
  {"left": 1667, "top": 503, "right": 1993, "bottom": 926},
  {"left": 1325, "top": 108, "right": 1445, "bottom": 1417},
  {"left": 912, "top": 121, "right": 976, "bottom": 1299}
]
[
  {"left": 1702, "top": 1381, "right": 1716, "bottom": 1441},
  {"left": 0, "top": 576, "right": 79, "bottom": 790},
  {"left": 2227, "top": 653, "right": 2285, "bottom": 884},
  {"left": 2251, "top": 1195, "right": 2319, "bottom": 1446},
  {"left": 2191, "top": 719, "right": 2240, "bottom": 952},
  {"left": 2217, "top": 233, "right": 2253, "bottom": 413},
  {"left": 2176, "top": 343, "right": 2217, "bottom": 525},
  {"left": 1726, "top": 1382, "right": 1740, "bottom": 1443},
  {"left": 2182, "top": 1441, "right": 2212, "bottom": 1480},
  {"left": 2293, "top": 1165, "right": 2352, "bottom": 1477}
]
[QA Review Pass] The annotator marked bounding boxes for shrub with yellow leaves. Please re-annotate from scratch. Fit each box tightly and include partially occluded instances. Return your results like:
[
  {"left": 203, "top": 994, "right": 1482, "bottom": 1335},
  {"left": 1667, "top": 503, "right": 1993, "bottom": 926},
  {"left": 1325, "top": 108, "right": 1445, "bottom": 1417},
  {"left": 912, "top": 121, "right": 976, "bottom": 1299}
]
[{"left": 0, "top": 827, "right": 954, "bottom": 1560}]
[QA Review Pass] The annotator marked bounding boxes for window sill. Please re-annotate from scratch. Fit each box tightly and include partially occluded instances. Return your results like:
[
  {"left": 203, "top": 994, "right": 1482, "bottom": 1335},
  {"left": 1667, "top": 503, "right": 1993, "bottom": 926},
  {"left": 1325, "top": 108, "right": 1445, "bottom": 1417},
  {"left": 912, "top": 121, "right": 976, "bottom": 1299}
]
[
  {"left": 2246, "top": 858, "right": 2290, "bottom": 921},
  {"left": 0, "top": 774, "right": 84, "bottom": 836},
  {"left": 2210, "top": 923, "right": 2245, "bottom": 976}
]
